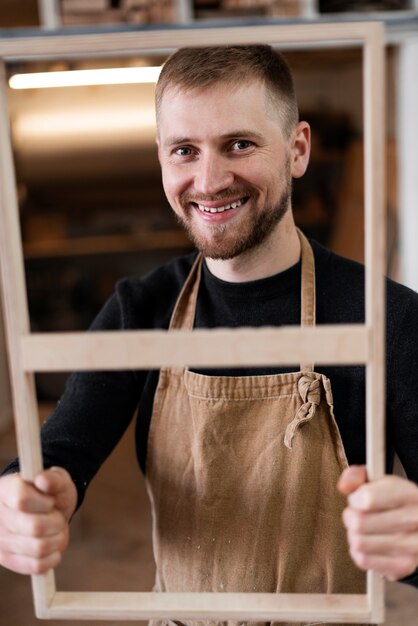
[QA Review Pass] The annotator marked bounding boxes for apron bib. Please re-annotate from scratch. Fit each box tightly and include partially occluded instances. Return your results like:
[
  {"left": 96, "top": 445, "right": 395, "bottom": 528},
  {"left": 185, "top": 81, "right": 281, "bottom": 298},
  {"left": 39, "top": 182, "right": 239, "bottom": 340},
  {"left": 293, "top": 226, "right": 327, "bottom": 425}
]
[{"left": 146, "top": 231, "right": 367, "bottom": 626}]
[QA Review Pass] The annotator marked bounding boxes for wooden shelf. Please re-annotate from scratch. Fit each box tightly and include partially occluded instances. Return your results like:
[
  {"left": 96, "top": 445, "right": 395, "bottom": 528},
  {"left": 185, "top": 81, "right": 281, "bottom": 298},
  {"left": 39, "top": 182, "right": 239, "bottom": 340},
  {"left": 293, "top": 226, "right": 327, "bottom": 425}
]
[
  {"left": 23, "top": 230, "right": 192, "bottom": 259},
  {"left": 1, "top": 13, "right": 418, "bottom": 51}
]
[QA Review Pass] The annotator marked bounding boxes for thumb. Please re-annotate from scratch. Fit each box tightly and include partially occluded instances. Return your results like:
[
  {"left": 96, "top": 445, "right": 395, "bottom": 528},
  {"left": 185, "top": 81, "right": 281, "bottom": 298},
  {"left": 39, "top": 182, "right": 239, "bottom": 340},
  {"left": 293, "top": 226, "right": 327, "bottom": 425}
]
[
  {"left": 33, "top": 467, "right": 77, "bottom": 521},
  {"left": 33, "top": 467, "right": 71, "bottom": 496},
  {"left": 337, "top": 465, "right": 368, "bottom": 496}
]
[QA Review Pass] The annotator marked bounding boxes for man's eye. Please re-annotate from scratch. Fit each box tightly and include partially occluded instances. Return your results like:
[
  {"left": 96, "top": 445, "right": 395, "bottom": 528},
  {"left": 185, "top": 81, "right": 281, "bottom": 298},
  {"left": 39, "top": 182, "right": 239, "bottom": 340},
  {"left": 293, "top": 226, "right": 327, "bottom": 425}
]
[
  {"left": 232, "top": 140, "right": 253, "bottom": 151},
  {"left": 175, "top": 147, "right": 192, "bottom": 156}
]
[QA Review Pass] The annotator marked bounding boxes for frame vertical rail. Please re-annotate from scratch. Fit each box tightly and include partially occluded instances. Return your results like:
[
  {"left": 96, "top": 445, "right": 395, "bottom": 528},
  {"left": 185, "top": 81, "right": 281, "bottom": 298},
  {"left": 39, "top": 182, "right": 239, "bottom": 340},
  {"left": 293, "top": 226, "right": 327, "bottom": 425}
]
[
  {"left": 0, "top": 283, "right": 13, "bottom": 433},
  {"left": 363, "top": 24, "right": 386, "bottom": 624},
  {"left": 0, "top": 63, "right": 55, "bottom": 613}
]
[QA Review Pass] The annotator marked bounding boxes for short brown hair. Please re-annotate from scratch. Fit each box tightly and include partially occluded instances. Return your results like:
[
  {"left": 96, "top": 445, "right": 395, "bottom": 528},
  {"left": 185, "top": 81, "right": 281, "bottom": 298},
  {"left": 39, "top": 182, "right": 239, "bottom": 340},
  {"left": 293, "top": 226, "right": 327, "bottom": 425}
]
[{"left": 155, "top": 45, "right": 299, "bottom": 137}]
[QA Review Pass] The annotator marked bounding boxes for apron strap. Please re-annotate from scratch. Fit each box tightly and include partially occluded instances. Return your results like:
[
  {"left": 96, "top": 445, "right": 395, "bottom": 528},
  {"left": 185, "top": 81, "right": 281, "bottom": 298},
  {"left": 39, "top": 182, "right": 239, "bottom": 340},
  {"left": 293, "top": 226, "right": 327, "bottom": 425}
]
[
  {"left": 169, "top": 230, "right": 317, "bottom": 373},
  {"left": 169, "top": 253, "right": 202, "bottom": 331},
  {"left": 297, "top": 228, "right": 316, "bottom": 372}
]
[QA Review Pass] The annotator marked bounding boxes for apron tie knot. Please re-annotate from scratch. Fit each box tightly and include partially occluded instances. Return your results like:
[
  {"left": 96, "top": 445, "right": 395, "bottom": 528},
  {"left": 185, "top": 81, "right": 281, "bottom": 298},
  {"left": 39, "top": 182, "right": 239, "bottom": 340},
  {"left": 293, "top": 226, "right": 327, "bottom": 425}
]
[{"left": 284, "top": 375, "right": 322, "bottom": 449}]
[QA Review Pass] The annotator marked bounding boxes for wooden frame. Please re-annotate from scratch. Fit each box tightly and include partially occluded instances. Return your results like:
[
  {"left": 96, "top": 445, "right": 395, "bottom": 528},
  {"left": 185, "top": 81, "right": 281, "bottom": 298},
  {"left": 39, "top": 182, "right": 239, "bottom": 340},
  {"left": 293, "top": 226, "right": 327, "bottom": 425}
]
[
  {"left": 0, "top": 274, "right": 13, "bottom": 435},
  {"left": 0, "top": 21, "right": 385, "bottom": 623}
]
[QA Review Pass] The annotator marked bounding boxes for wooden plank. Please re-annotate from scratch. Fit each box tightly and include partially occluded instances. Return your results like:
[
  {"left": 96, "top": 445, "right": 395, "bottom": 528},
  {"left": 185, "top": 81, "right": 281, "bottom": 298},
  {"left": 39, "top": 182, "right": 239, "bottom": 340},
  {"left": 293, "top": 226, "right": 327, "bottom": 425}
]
[
  {"left": 39, "top": 591, "right": 371, "bottom": 622},
  {"left": 32, "top": 572, "right": 56, "bottom": 620},
  {"left": 21, "top": 325, "right": 370, "bottom": 372},
  {"left": 0, "top": 64, "right": 44, "bottom": 482},
  {"left": 0, "top": 279, "right": 13, "bottom": 434},
  {"left": 0, "top": 21, "right": 376, "bottom": 60},
  {"left": 363, "top": 22, "right": 386, "bottom": 625},
  {"left": 0, "top": 58, "right": 57, "bottom": 616}
]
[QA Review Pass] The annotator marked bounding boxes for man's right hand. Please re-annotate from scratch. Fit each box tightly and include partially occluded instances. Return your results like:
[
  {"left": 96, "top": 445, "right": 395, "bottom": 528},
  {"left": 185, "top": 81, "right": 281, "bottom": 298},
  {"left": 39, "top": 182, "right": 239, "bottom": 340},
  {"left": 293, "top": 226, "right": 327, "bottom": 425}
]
[{"left": 0, "top": 467, "right": 77, "bottom": 575}]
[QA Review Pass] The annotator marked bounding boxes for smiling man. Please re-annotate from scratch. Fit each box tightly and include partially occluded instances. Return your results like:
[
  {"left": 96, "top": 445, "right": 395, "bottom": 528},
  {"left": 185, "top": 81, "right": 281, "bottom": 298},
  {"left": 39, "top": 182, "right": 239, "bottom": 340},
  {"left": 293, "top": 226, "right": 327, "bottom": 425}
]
[
  {"left": 2, "top": 45, "right": 418, "bottom": 624},
  {"left": 156, "top": 47, "right": 304, "bottom": 280}
]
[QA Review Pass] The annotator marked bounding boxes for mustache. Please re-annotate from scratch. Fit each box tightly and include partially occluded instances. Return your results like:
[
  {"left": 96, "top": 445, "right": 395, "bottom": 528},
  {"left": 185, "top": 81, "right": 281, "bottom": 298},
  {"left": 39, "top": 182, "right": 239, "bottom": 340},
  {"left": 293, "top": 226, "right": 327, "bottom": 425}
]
[{"left": 180, "top": 188, "right": 254, "bottom": 204}]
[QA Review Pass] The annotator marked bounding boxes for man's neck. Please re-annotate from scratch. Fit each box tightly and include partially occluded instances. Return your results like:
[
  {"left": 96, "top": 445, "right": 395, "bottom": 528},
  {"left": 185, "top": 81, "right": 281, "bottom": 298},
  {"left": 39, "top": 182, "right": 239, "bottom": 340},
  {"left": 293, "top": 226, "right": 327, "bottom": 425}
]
[{"left": 204, "top": 215, "right": 301, "bottom": 283}]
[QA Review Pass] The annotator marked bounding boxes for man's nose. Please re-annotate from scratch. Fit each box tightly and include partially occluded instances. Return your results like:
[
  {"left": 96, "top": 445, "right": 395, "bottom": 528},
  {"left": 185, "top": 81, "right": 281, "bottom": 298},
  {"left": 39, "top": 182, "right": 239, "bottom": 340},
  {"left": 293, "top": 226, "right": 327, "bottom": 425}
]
[{"left": 194, "top": 153, "right": 234, "bottom": 196}]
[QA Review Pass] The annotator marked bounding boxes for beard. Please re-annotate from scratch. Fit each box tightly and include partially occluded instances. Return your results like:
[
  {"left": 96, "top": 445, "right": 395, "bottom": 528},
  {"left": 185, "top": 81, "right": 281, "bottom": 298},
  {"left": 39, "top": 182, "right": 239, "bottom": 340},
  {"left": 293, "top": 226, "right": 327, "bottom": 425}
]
[{"left": 174, "top": 171, "right": 292, "bottom": 261}]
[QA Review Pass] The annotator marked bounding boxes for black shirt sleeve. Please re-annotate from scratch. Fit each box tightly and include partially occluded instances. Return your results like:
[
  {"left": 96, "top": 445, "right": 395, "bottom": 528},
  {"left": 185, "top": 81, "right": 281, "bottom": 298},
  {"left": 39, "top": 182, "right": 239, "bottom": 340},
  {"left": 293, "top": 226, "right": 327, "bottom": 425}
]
[
  {"left": 0, "top": 253, "right": 196, "bottom": 507},
  {"left": 1, "top": 290, "right": 143, "bottom": 509}
]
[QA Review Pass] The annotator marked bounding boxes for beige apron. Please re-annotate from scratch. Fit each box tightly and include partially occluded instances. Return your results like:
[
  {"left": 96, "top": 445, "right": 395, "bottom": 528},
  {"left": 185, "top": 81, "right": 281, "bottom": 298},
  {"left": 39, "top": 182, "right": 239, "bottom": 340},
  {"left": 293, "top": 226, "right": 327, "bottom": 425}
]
[{"left": 146, "top": 231, "right": 367, "bottom": 626}]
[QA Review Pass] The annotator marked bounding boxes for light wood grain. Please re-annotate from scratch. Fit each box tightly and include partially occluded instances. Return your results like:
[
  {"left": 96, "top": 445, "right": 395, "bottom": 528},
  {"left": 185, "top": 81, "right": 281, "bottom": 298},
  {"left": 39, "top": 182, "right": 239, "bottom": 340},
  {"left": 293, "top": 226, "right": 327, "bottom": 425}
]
[
  {"left": 21, "top": 325, "right": 370, "bottom": 371},
  {"left": 39, "top": 591, "right": 371, "bottom": 622},
  {"left": 0, "top": 284, "right": 13, "bottom": 434},
  {"left": 0, "top": 21, "right": 379, "bottom": 60},
  {"left": 363, "top": 22, "right": 386, "bottom": 624},
  {"left": 0, "top": 65, "right": 44, "bottom": 482}
]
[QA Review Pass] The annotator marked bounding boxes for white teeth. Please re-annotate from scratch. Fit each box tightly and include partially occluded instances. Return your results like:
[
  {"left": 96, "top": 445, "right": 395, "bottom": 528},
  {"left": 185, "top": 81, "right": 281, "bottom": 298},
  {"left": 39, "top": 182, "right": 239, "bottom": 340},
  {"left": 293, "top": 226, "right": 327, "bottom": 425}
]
[{"left": 197, "top": 199, "right": 243, "bottom": 213}]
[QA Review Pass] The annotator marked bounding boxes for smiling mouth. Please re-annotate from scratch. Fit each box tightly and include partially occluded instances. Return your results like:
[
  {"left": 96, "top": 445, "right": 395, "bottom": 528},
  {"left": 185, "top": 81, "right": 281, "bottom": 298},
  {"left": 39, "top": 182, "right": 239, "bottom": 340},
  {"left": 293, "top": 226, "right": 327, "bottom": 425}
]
[{"left": 191, "top": 197, "right": 250, "bottom": 214}]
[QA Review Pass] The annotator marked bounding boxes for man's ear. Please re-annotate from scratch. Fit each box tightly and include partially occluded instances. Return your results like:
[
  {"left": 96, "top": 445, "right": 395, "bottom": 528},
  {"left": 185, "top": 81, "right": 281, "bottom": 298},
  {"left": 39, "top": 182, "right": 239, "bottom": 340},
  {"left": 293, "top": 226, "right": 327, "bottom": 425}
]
[
  {"left": 155, "top": 136, "right": 162, "bottom": 164},
  {"left": 290, "top": 121, "right": 311, "bottom": 179}
]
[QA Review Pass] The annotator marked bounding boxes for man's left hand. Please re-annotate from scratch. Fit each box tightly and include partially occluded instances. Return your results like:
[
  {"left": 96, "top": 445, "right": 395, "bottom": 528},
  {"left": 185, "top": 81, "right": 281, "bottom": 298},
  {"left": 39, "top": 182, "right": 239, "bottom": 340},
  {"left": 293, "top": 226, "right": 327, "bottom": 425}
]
[{"left": 338, "top": 466, "right": 418, "bottom": 581}]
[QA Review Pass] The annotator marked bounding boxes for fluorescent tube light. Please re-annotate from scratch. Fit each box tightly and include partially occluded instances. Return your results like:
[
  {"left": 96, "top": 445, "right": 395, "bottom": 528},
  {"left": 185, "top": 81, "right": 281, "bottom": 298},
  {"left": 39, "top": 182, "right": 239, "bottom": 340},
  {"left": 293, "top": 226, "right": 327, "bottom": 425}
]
[{"left": 9, "top": 66, "right": 162, "bottom": 89}]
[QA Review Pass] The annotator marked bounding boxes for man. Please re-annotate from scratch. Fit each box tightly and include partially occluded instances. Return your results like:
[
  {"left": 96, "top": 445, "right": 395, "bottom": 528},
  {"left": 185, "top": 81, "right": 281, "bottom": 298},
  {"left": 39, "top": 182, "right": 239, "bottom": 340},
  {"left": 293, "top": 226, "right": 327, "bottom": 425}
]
[{"left": 1, "top": 45, "right": 418, "bottom": 612}]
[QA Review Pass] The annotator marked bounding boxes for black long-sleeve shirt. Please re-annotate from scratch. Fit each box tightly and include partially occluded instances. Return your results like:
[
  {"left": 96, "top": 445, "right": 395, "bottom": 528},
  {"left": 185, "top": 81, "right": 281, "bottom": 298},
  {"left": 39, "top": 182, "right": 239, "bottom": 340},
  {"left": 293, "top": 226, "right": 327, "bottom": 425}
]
[{"left": 3, "top": 240, "right": 418, "bottom": 584}]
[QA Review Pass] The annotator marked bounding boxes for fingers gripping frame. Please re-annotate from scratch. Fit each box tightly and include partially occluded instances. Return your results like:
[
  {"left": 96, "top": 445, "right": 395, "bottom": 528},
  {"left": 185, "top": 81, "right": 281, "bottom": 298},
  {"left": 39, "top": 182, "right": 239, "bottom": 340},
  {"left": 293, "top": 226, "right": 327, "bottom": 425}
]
[{"left": 0, "top": 22, "right": 385, "bottom": 623}]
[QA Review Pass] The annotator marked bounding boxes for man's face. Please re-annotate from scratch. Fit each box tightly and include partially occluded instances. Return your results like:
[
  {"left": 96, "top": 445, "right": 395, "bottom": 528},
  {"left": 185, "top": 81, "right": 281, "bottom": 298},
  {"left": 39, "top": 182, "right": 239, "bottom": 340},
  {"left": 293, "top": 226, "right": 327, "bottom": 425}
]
[{"left": 156, "top": 80, "right": 296, "bottom": 260}]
